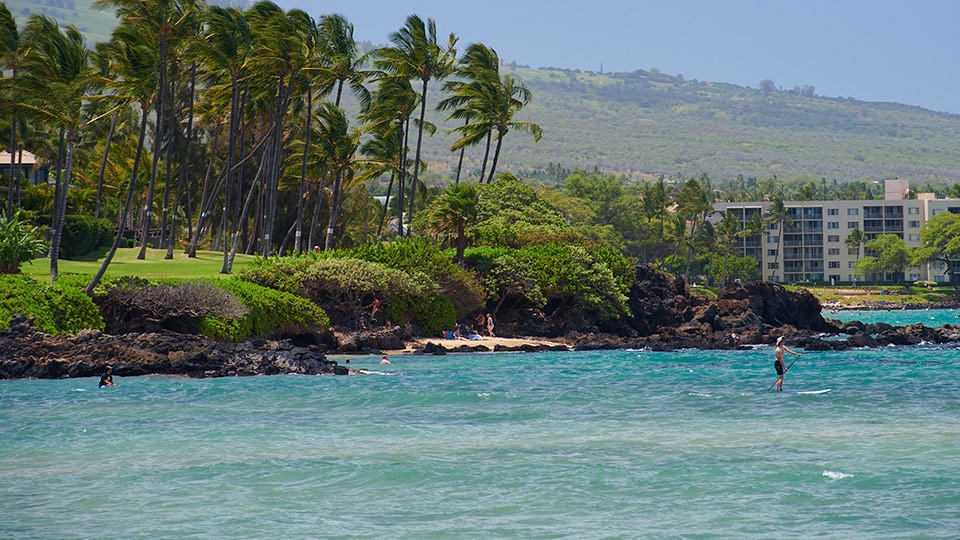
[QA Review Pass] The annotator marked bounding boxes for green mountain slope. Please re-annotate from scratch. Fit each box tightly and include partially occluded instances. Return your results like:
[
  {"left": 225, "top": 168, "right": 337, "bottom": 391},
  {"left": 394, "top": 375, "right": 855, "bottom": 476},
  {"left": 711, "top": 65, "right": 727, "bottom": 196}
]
[{"left": 7, "top": 0, "right": 960, "bottom": 184}]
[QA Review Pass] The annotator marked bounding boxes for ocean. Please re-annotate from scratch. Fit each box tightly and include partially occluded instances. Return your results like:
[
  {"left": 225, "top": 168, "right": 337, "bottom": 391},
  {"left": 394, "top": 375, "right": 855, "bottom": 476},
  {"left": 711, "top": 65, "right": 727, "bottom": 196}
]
[{"left": 2, "top": 341, "right": 959, "bottom": 538}]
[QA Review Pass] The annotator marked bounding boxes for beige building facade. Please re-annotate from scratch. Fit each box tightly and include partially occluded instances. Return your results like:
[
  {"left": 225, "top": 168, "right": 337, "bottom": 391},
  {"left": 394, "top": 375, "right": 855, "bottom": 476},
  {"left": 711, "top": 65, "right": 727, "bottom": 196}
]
[{"left": 712, "top": 180, "right": 960, "bottom": 285}]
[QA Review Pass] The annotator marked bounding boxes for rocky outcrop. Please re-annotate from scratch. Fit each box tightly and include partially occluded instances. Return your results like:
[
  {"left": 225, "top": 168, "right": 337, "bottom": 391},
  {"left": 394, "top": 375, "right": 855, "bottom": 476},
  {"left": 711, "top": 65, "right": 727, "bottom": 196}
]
[{"left": 0, "top": 314, "right": 347, "bottom": 380}]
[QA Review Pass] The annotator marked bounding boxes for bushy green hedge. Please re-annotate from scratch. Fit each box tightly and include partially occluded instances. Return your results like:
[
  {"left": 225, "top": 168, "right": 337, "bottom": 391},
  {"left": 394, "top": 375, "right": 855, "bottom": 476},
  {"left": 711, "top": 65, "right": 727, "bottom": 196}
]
[
  {"left": 35, "top": 214, "right": 113, "bottom": 259},
  {"left": 0, "top": 274, "right": 104, "bottom": 334},
  {"left": 238, "top": 255, "right": 457, "bottom": 334},
  {"left": 198, "top": 279, "right": 330, "bottom": 341}
]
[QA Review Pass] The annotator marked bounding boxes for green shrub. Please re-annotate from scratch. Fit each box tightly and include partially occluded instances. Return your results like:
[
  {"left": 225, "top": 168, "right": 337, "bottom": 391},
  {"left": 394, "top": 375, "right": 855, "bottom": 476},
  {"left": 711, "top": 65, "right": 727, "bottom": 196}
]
[
  {"left": 237, "top": 255, "right": 315, "bottom": 294},
  {"left": 0, "top": 274, "right": 104, "bottom": 334},
  {"left": 199, "top": 279, "right": 330, "bottom": 341},
  {"left": 384, "top": 291, "right": 456, "bottom": 337},
  {"left": 0, "top": 210, "right": 48, "bottom": 273},
  {"left": 59, "top": 215, "right": 113, "bottom": 259}
]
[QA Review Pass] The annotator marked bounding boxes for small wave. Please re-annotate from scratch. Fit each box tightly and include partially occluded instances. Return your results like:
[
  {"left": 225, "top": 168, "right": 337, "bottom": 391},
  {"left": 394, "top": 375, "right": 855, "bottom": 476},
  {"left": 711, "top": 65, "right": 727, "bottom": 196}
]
[
  {"left": 477, "top": 392, "right": 490, "bottom": 399},
  {"left": 822, "top": 470, "right": 853, "bottom": 480},
  {"left": 688, "top": 392, "right": 714, "bottom": 398},
  {"left": 72, "top": 388, "right": 86, "bottom": 392}
]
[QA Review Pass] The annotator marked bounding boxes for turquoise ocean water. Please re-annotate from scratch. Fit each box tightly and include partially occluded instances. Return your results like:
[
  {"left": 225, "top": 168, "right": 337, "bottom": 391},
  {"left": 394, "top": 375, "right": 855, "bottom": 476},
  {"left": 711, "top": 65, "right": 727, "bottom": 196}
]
[
  {"left": 3, "top": 342, "right": 960, "bottom": 538},
  {"left": 825, "top": 307, "right": 960, "bottom": 328}
]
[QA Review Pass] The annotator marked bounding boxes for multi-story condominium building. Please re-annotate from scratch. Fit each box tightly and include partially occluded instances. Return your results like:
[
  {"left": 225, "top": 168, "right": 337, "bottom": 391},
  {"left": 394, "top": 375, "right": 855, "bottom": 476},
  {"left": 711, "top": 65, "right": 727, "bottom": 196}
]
[{"left": 712, "top": 180, "right": 960, "bottom": 285}]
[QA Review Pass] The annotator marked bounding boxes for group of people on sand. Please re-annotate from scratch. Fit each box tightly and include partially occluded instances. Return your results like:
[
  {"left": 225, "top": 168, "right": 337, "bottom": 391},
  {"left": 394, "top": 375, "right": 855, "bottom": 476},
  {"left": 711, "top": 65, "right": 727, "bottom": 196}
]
[{"left": 447, "top": 314, "right": 495, "bottom": 340}]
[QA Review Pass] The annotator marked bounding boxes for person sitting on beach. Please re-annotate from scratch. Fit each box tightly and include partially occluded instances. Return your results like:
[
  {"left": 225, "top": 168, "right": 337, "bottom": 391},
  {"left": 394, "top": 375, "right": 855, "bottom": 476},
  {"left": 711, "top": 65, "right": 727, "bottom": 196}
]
[
  {"left": 99, "top": 365, "right": 115, "bottom": 388},
  {"left": 452, "top": 324, "right": 464, "bottom": 340}
]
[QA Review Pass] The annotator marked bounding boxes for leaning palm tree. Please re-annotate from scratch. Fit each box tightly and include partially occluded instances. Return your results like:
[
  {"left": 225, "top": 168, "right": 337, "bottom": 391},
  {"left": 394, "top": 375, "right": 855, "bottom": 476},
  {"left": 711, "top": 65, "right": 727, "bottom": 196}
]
[
  {"left": 764, "top": 197, "right": 792, "bottom": 282},
  {"left": 716, "top": 210, "right": 741, "bottom": 287},
  {"left": 84, "top": 23, "right": 160, "bottom": 296},
  {"left": 438, "top": 43, "right": 501, "bottom": 183},
  {"left": 311, "top": 103, "right": 361, "bottom": 251},
  {"left": 18, "top": 15, "right": 92, "bottom": 283},
  {"left": 450, "top": 73, "right": 542, "bottom": 183},
  {"left": 376, "top": 15, "right": 457, "bottom": 232}
]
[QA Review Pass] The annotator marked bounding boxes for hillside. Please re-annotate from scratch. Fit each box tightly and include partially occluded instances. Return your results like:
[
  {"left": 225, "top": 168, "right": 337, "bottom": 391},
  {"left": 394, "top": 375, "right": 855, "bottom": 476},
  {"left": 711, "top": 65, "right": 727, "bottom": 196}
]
[{"left": 8, "top": 0, "right": 960, "bottom": 185}]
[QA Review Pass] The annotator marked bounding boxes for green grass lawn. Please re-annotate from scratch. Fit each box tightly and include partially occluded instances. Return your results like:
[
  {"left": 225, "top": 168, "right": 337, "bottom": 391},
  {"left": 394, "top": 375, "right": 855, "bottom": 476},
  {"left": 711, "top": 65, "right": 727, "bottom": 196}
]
[{"left": 21, "top": 248, "right": 257, "bottom": 281}]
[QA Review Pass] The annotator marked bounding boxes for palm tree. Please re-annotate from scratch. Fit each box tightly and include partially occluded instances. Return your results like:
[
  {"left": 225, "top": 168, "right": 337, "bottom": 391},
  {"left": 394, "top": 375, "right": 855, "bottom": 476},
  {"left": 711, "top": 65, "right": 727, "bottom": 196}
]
[
  {"left": 764, "top": 197, "right": 792, "bottom": 282},
  {"left": 439, "top": 43, "right": 500, "bottom": 183},
  {"left": 311, "top": 103, "right": 361, "bottom": 251},
  {"left": 85, "top": 22, "right": 160, "bottom": 295},
  {"left": 316, "top": 13, "right": 371, "bottom": 109},
  {"left": 18, "top": 15, "right": 92, "bottom": 283},
  {"left": 377, "top": 15, "right": 457, "bottom": 231},
  {"left": 716, "top": 210, "right": 740, "bottom": 287},
  {"left": 845, "top": 228, "right": 864, "bottom": 285},
  {"left": 0, "top": 3, "right": 24, "bottom": 218},
  {"left": 425, "top": 182, "right": 478, "bottom": 264},
  {"left": 361, "top": 74, "right": 419, "bottom": 239}
]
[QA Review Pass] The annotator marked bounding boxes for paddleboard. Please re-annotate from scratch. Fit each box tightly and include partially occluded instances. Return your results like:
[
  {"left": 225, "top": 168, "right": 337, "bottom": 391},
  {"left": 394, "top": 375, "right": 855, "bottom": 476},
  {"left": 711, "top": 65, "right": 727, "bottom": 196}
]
[{"left": 791, "top": 389, "right": 831, "bottom": 395}]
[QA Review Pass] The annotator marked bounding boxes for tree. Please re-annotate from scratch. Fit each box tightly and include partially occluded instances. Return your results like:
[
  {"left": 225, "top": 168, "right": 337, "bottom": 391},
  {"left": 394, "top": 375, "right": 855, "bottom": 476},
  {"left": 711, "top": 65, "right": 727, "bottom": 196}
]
[
  {"left": 18, "top": 15, "right": 92, "bottom": 283},
  {"left": 857, "top": 233, "right": 910, "bottom": 284},
  {"left": 915, "top": 212, "right": 960, "bottom": 298},
  {"left": 763, "top": 197, "right": 792, "bottom": 282},
  {"left": 0, "top": 3, "right": 24, "bottom": 218},
  {"left": 845, "top": 228, "right": 864, "bottom": 284},
  {"left": 424, "top": 182, "right": 479, "bottom": 264},
  {"left": 0, "top": 210, "right": 47, "bottom": 273},
  {"left": 715, "top": 210, "right": 741, "bottom": 286},
  {"left": 377, "top": 15, "right": 457, "bottom": 230}
]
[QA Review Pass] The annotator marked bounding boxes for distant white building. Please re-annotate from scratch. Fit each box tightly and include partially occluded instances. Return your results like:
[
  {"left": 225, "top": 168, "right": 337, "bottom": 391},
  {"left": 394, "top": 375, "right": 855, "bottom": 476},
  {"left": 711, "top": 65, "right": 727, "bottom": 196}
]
[
  {"left": 0, "top": 150, "right": 49, "bottom": 186},
  {"left": 712, "top": 179, "right": 960, "bottom": 284}
]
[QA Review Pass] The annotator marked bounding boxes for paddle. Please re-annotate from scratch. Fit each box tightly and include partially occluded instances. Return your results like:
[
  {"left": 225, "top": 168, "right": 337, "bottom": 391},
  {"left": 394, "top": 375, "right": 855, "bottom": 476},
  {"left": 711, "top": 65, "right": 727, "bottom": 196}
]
[{"left": 768, "top": 354, "right": 802, "bottom": 392}]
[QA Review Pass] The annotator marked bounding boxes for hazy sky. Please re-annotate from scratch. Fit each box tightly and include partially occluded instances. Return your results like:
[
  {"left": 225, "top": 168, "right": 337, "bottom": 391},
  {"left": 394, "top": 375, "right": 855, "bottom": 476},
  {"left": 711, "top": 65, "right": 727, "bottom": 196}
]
[{"left": 275, "top": 0, "right": 960, "bottom": 115}]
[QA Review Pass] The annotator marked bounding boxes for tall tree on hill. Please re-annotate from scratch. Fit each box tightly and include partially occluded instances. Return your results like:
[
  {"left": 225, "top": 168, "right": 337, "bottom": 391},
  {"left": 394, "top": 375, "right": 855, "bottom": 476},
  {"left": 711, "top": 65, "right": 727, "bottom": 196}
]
[
  {"left": 377, "top": 15, "right": 457, "bottom": 233},
  {"left": 18, "top": 15, "right": 92, "bottom": 283}
]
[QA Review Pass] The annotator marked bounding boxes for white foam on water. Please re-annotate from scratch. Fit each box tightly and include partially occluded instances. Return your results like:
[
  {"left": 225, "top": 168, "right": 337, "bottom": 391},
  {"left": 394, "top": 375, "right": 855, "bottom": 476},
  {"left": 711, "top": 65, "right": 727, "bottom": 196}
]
[{"left": 822, "top": 470, "right": 853, "bottom": 480}]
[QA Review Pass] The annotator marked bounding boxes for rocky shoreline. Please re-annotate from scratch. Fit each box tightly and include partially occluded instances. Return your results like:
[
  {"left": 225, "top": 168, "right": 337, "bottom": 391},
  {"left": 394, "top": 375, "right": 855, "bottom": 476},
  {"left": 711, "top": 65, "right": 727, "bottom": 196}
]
[{"left": 3, "top": 269, "right": 959, "bottom": 381}]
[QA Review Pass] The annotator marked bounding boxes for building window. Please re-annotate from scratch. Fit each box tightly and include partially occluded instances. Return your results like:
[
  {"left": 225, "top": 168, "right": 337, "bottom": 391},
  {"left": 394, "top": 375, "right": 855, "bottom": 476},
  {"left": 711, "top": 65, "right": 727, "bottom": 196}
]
[
  {"left": 847, "top": 222, "right": 858, "bottom": 228},
  {"left": 935, "top": 275, "right": 947, "bottom": 283},
  {"left": 767, "top": 262, "right": 779, "bottom": 269},
  {"left": 908, "top": 234, "right": 920, "bottom": 241},
  {"left": 908, "top": 207, "right": 920, "bottom": 215},
  {"left": 827, "top": 208, "right": 839, "bottom": 215},
  {"left": 828, "top": 248, "right": 840, "bottom": 255},
  {"left": 768, "top": 223, "right": 778, "bottom": 230},
  {"left": 828, "top": 261, "right": 840, "bottom": 268},
  {"left": 768, "top": 236, "right": 778, "bottom": 244},
  {"left": 847, "top": 208, "right": 859, "bottom": 215},
  {"left": 848, "top": 261, "right": 856, "bottom": 268},
  {"left": 909, "top": 273, "right": 921, "bottom": 280},
  {"left": 768, "top": 249, "right": 778, "bottom": 257},
  {"left": 908, "top": 220, "right": 920, "bottom": 228},
  {"left": 933, "top": 209, "right": 943, "bottom": 215},
  {"left": 827, "top": 222, "right": 839, "bottom": 229},
  {"left": 828, "top": 235, "right": 840, "bottom": 242}
]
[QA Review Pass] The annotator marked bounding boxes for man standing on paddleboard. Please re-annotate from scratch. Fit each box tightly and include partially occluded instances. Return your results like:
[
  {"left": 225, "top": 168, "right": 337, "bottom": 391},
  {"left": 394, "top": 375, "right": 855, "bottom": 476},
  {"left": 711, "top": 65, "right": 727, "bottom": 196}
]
[{"left": 774, "top": 337, "right": 801, "bottom": 391}]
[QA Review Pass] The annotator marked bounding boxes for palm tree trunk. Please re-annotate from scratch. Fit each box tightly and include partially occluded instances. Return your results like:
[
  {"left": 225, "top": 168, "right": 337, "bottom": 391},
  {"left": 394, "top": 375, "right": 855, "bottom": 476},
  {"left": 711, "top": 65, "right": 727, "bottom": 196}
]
[
  {"left": 50, "top": 131, "right": 76, "bottom": 283},
  {"left": 324, "top": 169, "right": 344, "bottom": 251},
  {"left": 377, "top": 169, "right": 396, "bottom": 238},
  {"left": 454, "top": 118, "right": 467, "bottom": 184},
  {"left": 486, "top": 131, "right": 505, "bottom": 183},
  {"left": 479, "top": 131, "right": 491, "bottom": 182},
  {"left": 6, "top": 112, "right": 17, "bottom": 219},
  {"left": 219, "top": 81, "right": 241, "bottom": 273},
  {"left": 94, "top": 114, "right": 118, "bottom": 220},
  {"left": 407, "top": 78, "right": 429, "bottom": 232},
  {"left": 295, "top": 85, "right": 312, "bottom": 253},
  {"left": 85, "top": 107, "right": 150, "bottom": 296}
]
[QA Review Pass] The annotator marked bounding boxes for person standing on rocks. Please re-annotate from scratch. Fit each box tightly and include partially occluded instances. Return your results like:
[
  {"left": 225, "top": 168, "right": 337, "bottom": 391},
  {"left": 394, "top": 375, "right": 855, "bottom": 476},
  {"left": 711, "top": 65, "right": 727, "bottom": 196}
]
[
  {"left": 99, "top": 365, "right": 115, "bottom": 388},
  {"left": 774, "top": 337, "right": 801, "bottom": 391}
]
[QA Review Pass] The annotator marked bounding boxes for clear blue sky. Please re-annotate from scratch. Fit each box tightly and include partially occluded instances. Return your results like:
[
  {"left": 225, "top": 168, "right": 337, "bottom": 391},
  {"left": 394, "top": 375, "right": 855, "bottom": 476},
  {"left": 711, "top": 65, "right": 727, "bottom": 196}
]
[{"left": 276, "top": 0, "right": 960, "bottom": 115}]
